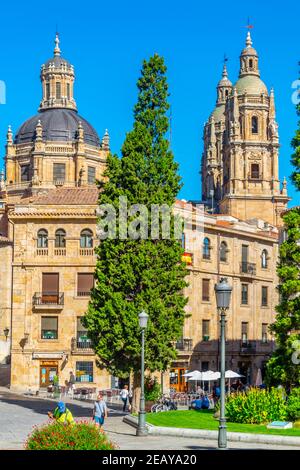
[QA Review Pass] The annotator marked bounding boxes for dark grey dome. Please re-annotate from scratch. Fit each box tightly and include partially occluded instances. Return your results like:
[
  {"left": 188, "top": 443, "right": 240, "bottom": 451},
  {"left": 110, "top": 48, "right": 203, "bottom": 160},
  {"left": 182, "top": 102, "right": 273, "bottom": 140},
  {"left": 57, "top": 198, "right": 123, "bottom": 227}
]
[
  {"left": 43, "top": 56, "right": 72, "bottom": 68},
  {"left": 14, "top": 109, "right": 100, "bottom": 147}
]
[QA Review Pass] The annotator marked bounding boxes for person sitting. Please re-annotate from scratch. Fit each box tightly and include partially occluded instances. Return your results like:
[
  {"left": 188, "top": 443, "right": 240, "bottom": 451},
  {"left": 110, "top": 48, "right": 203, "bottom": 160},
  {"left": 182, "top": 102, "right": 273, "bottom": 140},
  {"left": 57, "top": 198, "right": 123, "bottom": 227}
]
[
  {"left": 201, "top": 394, "right": 210, "bottom": 409},
  {"left": 48, "top": 401, "right": 75, "bottom": 426},
  {"left": 189, "top": 395, "right": 202, "bottom": 410}
]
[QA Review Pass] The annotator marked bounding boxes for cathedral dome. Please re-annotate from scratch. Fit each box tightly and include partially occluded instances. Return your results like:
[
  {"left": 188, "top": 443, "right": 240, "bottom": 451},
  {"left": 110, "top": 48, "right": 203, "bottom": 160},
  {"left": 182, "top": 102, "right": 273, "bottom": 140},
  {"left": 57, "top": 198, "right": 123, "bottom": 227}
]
[
  {"left": 14, "top": 108, "right": 100, "bottom": 147},
  {"left": 235, "top": 75, "right": 268, "bottom": 95}
]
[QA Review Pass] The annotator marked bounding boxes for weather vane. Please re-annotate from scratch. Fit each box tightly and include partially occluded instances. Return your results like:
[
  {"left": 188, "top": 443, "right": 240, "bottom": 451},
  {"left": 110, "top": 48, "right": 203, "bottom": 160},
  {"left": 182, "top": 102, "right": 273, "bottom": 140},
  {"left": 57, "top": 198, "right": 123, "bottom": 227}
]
[{"left": 245, "top": 17, "right": 254, "bottom": 29}]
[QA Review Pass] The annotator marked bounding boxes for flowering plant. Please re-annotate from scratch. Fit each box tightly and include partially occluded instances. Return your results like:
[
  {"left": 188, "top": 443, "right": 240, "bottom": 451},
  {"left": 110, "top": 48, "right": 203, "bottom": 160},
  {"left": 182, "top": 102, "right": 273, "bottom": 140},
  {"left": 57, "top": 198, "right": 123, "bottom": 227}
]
[{"left": 25, "top": 419, "right": 117, "bottom": 450}]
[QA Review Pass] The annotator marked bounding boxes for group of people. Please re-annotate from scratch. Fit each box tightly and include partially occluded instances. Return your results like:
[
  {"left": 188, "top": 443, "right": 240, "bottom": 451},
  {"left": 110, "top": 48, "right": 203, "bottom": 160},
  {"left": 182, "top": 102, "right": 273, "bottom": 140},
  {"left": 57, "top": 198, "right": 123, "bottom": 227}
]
[
  {"left": 48, "top": 391, "right": 108, "bottom": 428},
  {"left": 48, "top": 384, "right": 133, "bottom": 429}
]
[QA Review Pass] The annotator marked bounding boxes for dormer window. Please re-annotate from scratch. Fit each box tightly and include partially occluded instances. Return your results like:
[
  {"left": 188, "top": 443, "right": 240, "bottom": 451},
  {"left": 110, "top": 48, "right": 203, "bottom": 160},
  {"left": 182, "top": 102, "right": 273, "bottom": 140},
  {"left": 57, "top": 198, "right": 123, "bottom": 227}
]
[{"left": 251, "top": 116, "right": 258, "bottom": 134}]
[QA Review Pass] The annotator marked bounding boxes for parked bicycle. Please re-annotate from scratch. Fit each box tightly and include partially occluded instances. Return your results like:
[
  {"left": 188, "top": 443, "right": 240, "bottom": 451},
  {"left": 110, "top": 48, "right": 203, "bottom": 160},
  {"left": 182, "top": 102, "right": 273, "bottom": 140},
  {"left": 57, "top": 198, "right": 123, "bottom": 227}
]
[{"left": 151, "top": 395, "right": 178, "bottom": 412}]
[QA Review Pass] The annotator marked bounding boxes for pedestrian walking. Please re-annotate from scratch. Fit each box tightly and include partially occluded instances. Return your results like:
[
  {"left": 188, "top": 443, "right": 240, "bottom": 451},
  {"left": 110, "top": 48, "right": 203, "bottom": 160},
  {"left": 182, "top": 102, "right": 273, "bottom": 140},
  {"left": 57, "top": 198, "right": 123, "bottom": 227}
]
[
  {"left": 120, "top": 384, "right": 129, "bottom": 412},
  {"left": 68, "top": 371, "right": 76, "bottom": 394},
  {"left": 93, "top": 392, "right": 108, "bottom": 428},
  {"left": 128, "top": 388, "right": 133, "bottom": 412}
]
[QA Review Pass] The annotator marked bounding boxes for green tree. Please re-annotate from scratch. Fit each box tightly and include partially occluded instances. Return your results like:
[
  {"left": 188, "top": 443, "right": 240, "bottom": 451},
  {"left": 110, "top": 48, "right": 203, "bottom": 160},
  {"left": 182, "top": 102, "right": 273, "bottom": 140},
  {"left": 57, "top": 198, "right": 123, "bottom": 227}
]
[
  {"left": 82, "top": 55, "right": 188, "bottom": 407},
  {"left": 266, "top": 97, "right": 300, "bottom": 390}
]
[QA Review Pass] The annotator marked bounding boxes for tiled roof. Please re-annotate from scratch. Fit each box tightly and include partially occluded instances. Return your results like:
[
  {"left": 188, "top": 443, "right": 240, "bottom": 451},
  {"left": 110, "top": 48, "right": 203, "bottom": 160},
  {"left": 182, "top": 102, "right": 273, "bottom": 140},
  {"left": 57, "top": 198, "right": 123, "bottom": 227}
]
[{"left": 27, "top": 188, "right": 99, "bottom": 206}]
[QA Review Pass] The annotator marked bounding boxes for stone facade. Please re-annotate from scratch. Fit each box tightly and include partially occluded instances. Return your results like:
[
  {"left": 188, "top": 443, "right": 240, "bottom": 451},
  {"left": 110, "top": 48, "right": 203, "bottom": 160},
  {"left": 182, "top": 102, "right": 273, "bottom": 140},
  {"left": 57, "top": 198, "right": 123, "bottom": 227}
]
[
  {"left": 201, "top": 32, "right": 289, "bottom": 225},
  {"left": 0, "top": 33, "right": 285, "bottom": 392},
  {"left": 172, "top": 202, "right": 279, "bottom": 389}
]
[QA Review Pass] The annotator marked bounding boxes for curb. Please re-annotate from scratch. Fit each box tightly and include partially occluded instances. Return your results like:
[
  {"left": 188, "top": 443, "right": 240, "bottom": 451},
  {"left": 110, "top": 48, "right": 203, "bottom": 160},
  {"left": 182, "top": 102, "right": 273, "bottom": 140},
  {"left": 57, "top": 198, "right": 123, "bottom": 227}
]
[{"left": 123, "top": 415, "right": 300, "bottom": 448}]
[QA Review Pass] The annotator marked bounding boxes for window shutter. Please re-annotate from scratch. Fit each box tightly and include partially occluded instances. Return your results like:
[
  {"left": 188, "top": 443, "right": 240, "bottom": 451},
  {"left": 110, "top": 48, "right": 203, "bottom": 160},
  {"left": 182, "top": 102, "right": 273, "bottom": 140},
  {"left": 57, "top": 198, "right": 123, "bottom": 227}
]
[
  {"left": 202, "top": 279, "right": 210, "bottom": 301},
  {"left": 42, "top": 317, "right": 58, "bottom": 330},
  {"left": 42, "top": 273, "right": 59, "bottom": 293},
  {"left": 77, "top": 273, "right": 94, "bottom": 295},
  {"left": 77, "top": 317, "right": 88, "bottom": 332},
  {"left": 202, "top": 320, "right": 210, "bottom": 336}
]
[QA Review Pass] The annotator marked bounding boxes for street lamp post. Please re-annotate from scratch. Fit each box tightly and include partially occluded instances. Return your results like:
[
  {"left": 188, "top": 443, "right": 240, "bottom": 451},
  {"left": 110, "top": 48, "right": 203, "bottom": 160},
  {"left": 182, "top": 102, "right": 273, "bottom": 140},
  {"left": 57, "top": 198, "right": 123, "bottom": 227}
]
[
  {"left": 136, "top": 310, "right": 149, "bottom": 436},
  {"left": 215, "top": 277, "right": 232, "bottom": 449}
]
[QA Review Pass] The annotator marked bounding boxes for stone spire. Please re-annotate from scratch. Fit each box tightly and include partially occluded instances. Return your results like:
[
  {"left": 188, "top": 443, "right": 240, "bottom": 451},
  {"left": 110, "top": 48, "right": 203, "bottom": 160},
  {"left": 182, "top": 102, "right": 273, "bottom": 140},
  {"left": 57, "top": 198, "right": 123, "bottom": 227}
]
[
  {"left": 7, "top": 125, "right": 13, "bottom": 145},
  {"left": 77, "top": 121, "right": 84, "bottom": 143},
  {"left": 217, "top": 60, "right": 232, "bottom": 105},
  {"left": 239, "top": 31, "right": 260, "bottom": 78},
  {"left": 246, "top": 31, "right": 253, "bottom": 48},
  {"left": 102, "top": 129, "right": 110, "bottom": 151},
  {"left": 54, "top": 33, "right": 61, "bottom": 57},
  {"left": 35, "top": 120, "right": 43, "bottom": 141},
  {"left": 269, "top": 88, "right": 276, "bottom": 120}
]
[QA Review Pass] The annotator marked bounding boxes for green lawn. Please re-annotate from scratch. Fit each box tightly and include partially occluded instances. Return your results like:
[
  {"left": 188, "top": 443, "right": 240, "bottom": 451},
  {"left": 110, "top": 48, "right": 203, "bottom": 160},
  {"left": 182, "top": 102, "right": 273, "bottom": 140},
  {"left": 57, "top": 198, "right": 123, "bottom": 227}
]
[{"left": 146, "top": 410, "right": 300, "bottom": 437}]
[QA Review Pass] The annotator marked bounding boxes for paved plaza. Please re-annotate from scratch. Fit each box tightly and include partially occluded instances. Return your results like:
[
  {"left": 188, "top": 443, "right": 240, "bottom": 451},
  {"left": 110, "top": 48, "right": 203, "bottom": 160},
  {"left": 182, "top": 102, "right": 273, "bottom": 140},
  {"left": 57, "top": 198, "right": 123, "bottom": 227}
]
[{"left": 0, "top": 387, "right": 298, "bottom": 450}]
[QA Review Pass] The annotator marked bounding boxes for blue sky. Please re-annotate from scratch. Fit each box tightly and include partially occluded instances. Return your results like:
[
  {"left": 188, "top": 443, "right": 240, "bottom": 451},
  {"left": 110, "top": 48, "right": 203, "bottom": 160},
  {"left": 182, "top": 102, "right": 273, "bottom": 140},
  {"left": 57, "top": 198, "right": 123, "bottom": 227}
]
[{"left": 0, "top": 0, "right": 299, "bottom": 206}]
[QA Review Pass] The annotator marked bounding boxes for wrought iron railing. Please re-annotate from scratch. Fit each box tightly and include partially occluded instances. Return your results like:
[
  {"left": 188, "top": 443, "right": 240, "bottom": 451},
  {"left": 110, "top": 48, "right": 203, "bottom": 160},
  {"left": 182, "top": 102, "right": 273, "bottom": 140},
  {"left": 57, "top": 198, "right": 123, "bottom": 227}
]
[
  {"left": 240, "top": 262, "right": 256, "bottom": 276},
  {"left": 176, "top": 338, "right": 193, "bottom": 351},
  {"left": 33, "top": 292, "right": 64, "bottom": 306},
  {"left": 240, "top": 341, "right": 256, "bottom": 355}
]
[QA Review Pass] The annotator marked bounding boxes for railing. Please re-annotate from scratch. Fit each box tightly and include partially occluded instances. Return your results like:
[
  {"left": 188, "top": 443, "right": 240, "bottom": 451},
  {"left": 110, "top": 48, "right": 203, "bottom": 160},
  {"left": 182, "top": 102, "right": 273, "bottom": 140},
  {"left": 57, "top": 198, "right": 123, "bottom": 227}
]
[
  {"left": 240, "top": 262, "right": 256, "bottom": 276},
  {"left": 54, "top": 248, "right": 66, "bottom": 256},
  {"left": 77, "top": 291, "right": 91, "bottom": 297},
  {"left": 79, "top": 248, "right": 94, "bottom": 256},
  {"left": 71, "top": 336, "right": 94, "bottom": 353},
  {"left": 240, "top": 341, "right": 256, "bottom": 355},
  {"left": 36, "top": 248, "right": 49, "bottom": 256},
  {"left": 33, "top": 292, "right": 64, "bottom": 306},
  {"left": 176, "top": 338, "right": 193, "bottom": 351}
]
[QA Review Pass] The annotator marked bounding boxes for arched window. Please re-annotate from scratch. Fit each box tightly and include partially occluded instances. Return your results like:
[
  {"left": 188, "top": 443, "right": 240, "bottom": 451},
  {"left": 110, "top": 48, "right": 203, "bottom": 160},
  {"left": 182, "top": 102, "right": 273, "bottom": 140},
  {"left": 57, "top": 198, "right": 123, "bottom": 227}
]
[
  {"left": 251, "top": 116, "right": 258, "bottom": 134},
  {"left": 220, "top": 241, "right": 228, "bottom": 262},
  {"left": 80, "top": 229, "right": 93, "bottom": 248},
  {"left": 261, "top": 250, "right": 268, "bottom": 269},
  {"left": 249, "top": 59, "right": 253, "bottom": 69},
  {"left": 55, "top": 229, "right": 66, "bottom": 248},
  {"left": 225, "top": 89, "right": 229, "bottom": 97},
  {"left": 37, "top": 229, "right": 48, "bottom": 248},
  {"left": 203, "top": 237, "right": 211, "bottom": 260}
]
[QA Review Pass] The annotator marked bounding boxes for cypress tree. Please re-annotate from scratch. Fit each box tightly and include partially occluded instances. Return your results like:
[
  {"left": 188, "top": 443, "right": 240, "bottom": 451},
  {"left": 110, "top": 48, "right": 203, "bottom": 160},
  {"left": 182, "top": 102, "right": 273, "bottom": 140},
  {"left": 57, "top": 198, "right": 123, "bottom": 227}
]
[{"left": 83, "top": 55, "right": 188, "bottom": 405}]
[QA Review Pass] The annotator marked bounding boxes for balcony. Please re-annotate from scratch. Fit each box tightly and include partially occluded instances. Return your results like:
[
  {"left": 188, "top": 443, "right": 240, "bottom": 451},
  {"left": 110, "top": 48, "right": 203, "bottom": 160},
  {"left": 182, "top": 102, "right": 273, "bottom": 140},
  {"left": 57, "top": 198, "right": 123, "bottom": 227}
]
[
  {"left": 240, "top": 341, "right": 256, "bottom": 355},
  {"left": 54, "top": 248, "right": 66, "bottom": 256},
  {"left": 36, "top": 248, "right": 49, "bottom": 256},
  {"left": 33, "top": 292, "right": 64, "bottom": 311},
  {"left": 71, "top": 335, "right": 94, "bottom": 355},
  {"left": 240, "top": 262, "right": 256, "bottom": 276},
  {"left": 79, "top": 248, "right": 95, "bottom": 256},
  {"left": 176, "top": 338, "right": 193, "bottom": 351}
]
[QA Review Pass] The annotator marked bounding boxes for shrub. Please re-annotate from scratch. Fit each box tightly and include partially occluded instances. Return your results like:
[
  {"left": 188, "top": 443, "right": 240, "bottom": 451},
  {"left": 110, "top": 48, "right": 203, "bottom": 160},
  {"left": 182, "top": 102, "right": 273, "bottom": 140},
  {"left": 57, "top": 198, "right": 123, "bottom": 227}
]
[
  {"left": 287, "top": 387, "right": 300, "bottom": 421},
  {"left": 223, "top": 388, "right": 287, "bottom": 424},
  {"left": 25, "top": 420, "right": 117, "bottom": 450},
  {"left": 144, "top": 375, "right": 161, "bottom": 402}
]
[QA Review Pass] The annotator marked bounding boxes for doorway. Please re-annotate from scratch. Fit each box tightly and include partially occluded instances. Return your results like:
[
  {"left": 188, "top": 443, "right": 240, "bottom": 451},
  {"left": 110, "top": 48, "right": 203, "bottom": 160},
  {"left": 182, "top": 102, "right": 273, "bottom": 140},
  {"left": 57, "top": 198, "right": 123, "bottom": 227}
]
[
  {"left": 40, "top": 361, "right": 58, "bottom": 387},
  {"left": 170, "top": 368, "right": 187, "bottom": 392}
]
